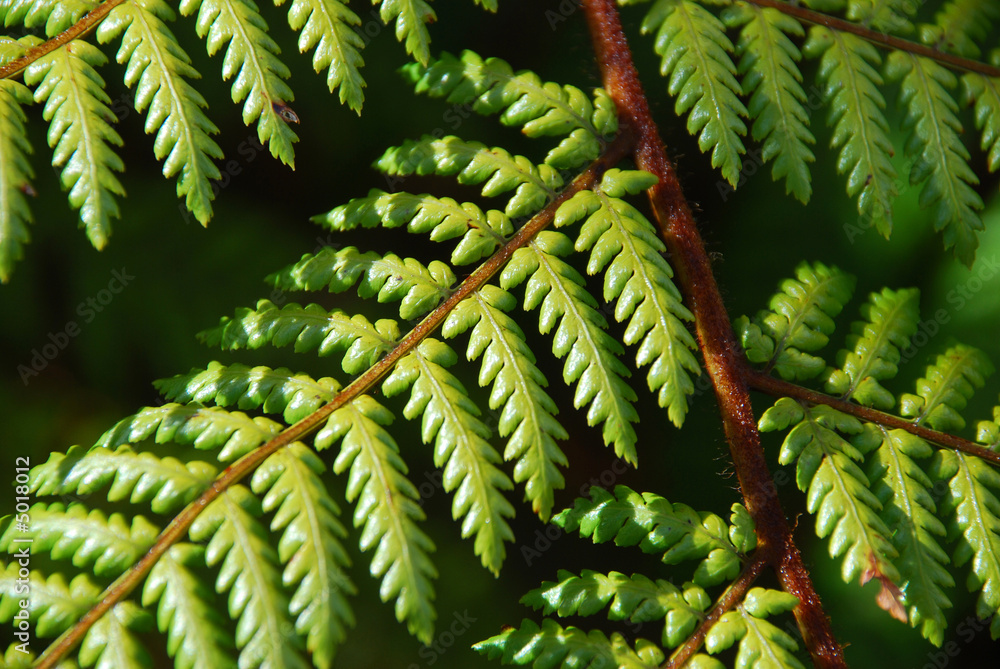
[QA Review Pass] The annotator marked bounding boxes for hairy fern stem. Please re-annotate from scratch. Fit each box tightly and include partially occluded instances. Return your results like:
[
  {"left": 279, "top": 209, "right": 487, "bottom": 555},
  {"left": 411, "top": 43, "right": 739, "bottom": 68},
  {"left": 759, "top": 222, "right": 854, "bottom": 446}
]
[{"left": 583, "top": 1, "right": 846, "bottom": 666}]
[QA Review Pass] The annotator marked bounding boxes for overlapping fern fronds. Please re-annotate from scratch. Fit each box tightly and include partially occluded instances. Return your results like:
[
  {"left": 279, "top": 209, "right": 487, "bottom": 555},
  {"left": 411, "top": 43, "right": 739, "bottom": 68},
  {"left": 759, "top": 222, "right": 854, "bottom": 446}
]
[
  {"left": 747, "top": 261, "right": 1000, "bottom": 645},
  {"left": 0, "top": 49, "right": 706, "bottom": 666}
]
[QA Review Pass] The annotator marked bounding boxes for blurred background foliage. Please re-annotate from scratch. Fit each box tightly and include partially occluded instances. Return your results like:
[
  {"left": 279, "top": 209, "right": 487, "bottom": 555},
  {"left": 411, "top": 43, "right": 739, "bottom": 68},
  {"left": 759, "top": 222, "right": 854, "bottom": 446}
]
[{"left": 1, "top": 0, "right": 999, "bottom": 666}]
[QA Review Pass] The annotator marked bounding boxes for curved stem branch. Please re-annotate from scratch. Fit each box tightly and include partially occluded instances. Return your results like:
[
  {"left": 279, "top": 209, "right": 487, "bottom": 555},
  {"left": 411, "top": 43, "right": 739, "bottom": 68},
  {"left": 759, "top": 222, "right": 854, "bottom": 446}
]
[
  {"left": 33, "top": 133, "right": 633, "bottom": 669},
  {"left": 0, "top": 0, "right": 128, "bottom": 81},
  {"left": 581, "top": 2, "right": 845, "bottom": 667},
  {"left": 746, "top": 0, "right": 1000, "bottom": 78},
  {"left": 748, "top": 368, "right": 1000, "bottom": 466}
]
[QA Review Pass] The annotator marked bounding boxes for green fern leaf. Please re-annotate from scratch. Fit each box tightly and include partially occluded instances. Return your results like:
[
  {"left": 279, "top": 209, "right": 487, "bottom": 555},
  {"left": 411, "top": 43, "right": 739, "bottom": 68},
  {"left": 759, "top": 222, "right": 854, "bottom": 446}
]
[
  {"left": 443, "top": 284, "right": 569, "bottom": 520},
  {"left": 502, "top": 231, "right": 640, "bottom": 463},
  {"left": 760, "top": 399, "right": 903, "bottom": 612},
  {"left": 930, "top": 449, "right": 1000, "bottom": 638},
  {"left": 97, "top": 402, "right": 283, "bottom": 461},
  {"left": 474, "top": 618, "right": 665, "bottom": 668},
  {"left": 201, "top": 299, "right": 398, "bottom": 374},
  {"left": 401, "top": 50, "right": 619, "bottom": 170},
  {"left": 723, "top": 4, "right": 815, "bottom": 202},
  {"left": 179, "top": 0, "right": 298, "bottom": 166},
  {"left": 30, "top": 445, "right": 216, "bottom": 514},
  {"left": 899, "top": 343, "right": 993, "bottom": 432},
  {"left": 963, "top": 73, "right": 1000, "bottom": 173},
  {"left": 703, "top": 588, "right": 803, "bottom": 668},
  {"left": 856, "top": 425, "right": 953, "bottom": 644},
  {"left": 738, "top": 261, "right": 855, "bottom": 381},
  {"left": 250, "top": 443, "right": 355, "bottom": 669},
  {"left": 556, "top": 169, "right": 699, "bottom": 427},
  {"left": 886, "top": 53, "right": 983, "bottom": 265},
  {"left": 142, "top": 544, "right": 236, "bottom": 669},
  {"left": 0, "top": 73, "right": 34, "bottom": 284},
  {"left": 155, "top": 362, "right": 338, "bottom": 424},
  {"left": 0, "top": 0, "right": 96, "bottom": 36},
  {"left": 383, "top": 337, "right": 515, "bottom": 574},
  {"left": 378, "top": 0, "right": 434, "bottom": 65},
  {"left": 96, "top": 0, "right": 223, "bottom": 225},
  {"left": 846, "top": 0, "right": 917, "bottom": 34},
  {"left": 268, "top": 245, "right": 454, "bottom": 320},
  {"left": 0, "top": 503, "right": 158, "bottom": 577},
  {"left": 375, "top": 135, "right": 563, "bottom": 219},
  {"left": 921, "top": 0, "right": 1000, "bottom": 58},
  {"left": 554, "top": 485, "right": 746, "bottom": 588},
  {"left": 522, "top": 569, "right": 712, "bottom": 648},
  {"left": 24, "top": 39, "right": 126, "bottom": 250},
  {"left": 977, "top": 403, "right": 1000, "bottom": 449},
  {"left": 804, "top": 27, "right": 898, "bottom": 237},
  {"left": 317, "top": 189, "right": 511, "bottom": 266},
  {"left": 640, "top": 0, "right": 748, "bottom": 186},
  {"left": 315, "top": 393, "right": 438, "bottom": 644},
  {"left": 273, "top": 0, "right": 365, "bottom": 111},
  {"left": 78, "top": 600, "right": 153, "bottom": 669},
  {"left": 190, "top": 484, "right": 310, "bottom": 668},
  {"left": 824, "top": 287, "right": 920, "bottom": 410}
]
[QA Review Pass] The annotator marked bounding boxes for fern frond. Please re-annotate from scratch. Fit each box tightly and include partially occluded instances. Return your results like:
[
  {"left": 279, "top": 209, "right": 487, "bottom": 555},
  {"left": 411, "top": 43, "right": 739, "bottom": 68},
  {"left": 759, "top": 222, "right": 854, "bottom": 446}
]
[
  {"left": 273, "top": 0, "right": 364, "bottom": 111},
  {"left": 96, "top": 0, "right": 223, "bottom": 225},
  {"left": 155, "top": 362, "right": 338, "bottom": 424},
  {"left": 268, "top": 245, "right": 454, "bottom": 320},
  {"left": 760, "top": 398, "right": 903, "bottom": 615},
  {"left": 383, "top": 337, "right": 515, "bottom": 574},
  {"left": 738, "top": 260, "right": 855, "bottom": 381},
  {"left": 962, "top": 72, "right": 1000, "bottom": 173},
  {"left": 804, "top": 27, "right": 898, "bottom": 237},
  {"left": 723, "top": 4, "right": 815, "bottom": 202},
  {"left": 0, "top": 74, "right": 33, "bottom": 283},
  {"left": 0, "top": 0, "right": 96, "bottom": 36},
  {"left": 316, "top": 189, "right": 511, "bottom": 266},
  {"left": 522, "top": 570, "right": 712, "bottom": 648},
  {"left": 856, "top": 425, "right": 953, "bottom": 644},
  {"left": 375, "top": 135, "right": 563, "bottom": 219},
  {"left": 179, "top": 0, "right": 298, "bottom": 166},
  {"left": 640, "top": 0, "right": 748, "bottom": 186},
  {"left": 886, "top": 53, "right": 983, "bottom": 265},
  {"left": 57, "top": 448, "right": 196, "bottom": 518},
  {"left": 846, "top": 0, "right": 917, "bottom": 34},
  {"left": 190, "top": 484, "right": 309, "bottom": 668},
  {"left": 921, "top": 0, "right": 1000, "bottom": 58},
  {"left": 142, "top": 544, "right": 235, "bottom": 669},
  {"left": 703, "top": 588, "right": 803, "bottom": 668},
  {"left": 315, "top": 393, "right": 438, "bottom": 644},
  {"left": 201, "top": 299, "right": 398, "bottom": 374},
  {"left": 97, "top": 402, "right": 283, "bottom": 461},
  {"left": 250, "top": 443, "right": 355, "bottom": 669},
  {"left": 443, "top": 284, "right": 569, "bottom": 520},
  {"left": 824, "top": 287, "right": 920, "bottom": 410},
  {"left": 401, "top": 50, "right": 619, "bottom": 170},
  {"left": 378, "top": 0, "right": 434, "bottom": 65},
  {"left": 930, "top": 449, "right": 1000, "bottom": 638},
  {"left": 900, "top": 343, "right": 994, "bottom": 431},
  {"left": 78, "top": 600, "right": 153, "bottom": 669},
  {"left": 502, "top": 231, "right": 639, "bottom": 464},
  {"left": 25, "top": 39, "right": 125, "bottom": 250},
  {"left": 554, "top": 485, "right": 747, "bottom": 588},
  {"left": 556, "top": 169, "right": 698, "bottom": 426},
  {"left": 474, "top": 618, "right": 665, "bottom": 668},
  {"left": 0, "top": 503, "right": 158, "bottom": 577}
]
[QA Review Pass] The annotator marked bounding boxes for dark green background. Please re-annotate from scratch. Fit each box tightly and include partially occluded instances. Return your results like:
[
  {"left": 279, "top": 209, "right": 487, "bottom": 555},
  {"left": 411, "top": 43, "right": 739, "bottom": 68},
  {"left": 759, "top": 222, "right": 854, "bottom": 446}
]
[{"left": 2, "top": 1, "right": 1000, "bottom": 666}]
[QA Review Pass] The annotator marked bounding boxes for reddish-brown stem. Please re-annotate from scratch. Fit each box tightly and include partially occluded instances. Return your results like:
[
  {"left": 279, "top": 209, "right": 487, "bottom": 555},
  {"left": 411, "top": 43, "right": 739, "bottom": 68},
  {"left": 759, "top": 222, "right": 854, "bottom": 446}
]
[
  {"left": 745, "top": 0, "right": 1000, "bottom": 78},
  {"left": 581, "top": 2, "right": 845, "bottom": 667},
  {"left": 34, "top": 135, "right": 633, "bottom": 669},
  {"left": 664, "top": 556, "right": 768, "bottom": 669},
  {"left": 749, "top": 369, "right": 1000, "bottom": 466},
  {"left": 0, "top": 0, "right": 128, "bottom": 81}
]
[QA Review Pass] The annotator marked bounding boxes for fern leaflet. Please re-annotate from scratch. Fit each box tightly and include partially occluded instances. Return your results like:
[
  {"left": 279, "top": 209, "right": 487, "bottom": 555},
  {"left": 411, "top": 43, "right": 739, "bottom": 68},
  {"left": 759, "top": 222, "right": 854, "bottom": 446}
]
[{"left": 0, "top": 69, "right": 32, "bottom": 283}]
